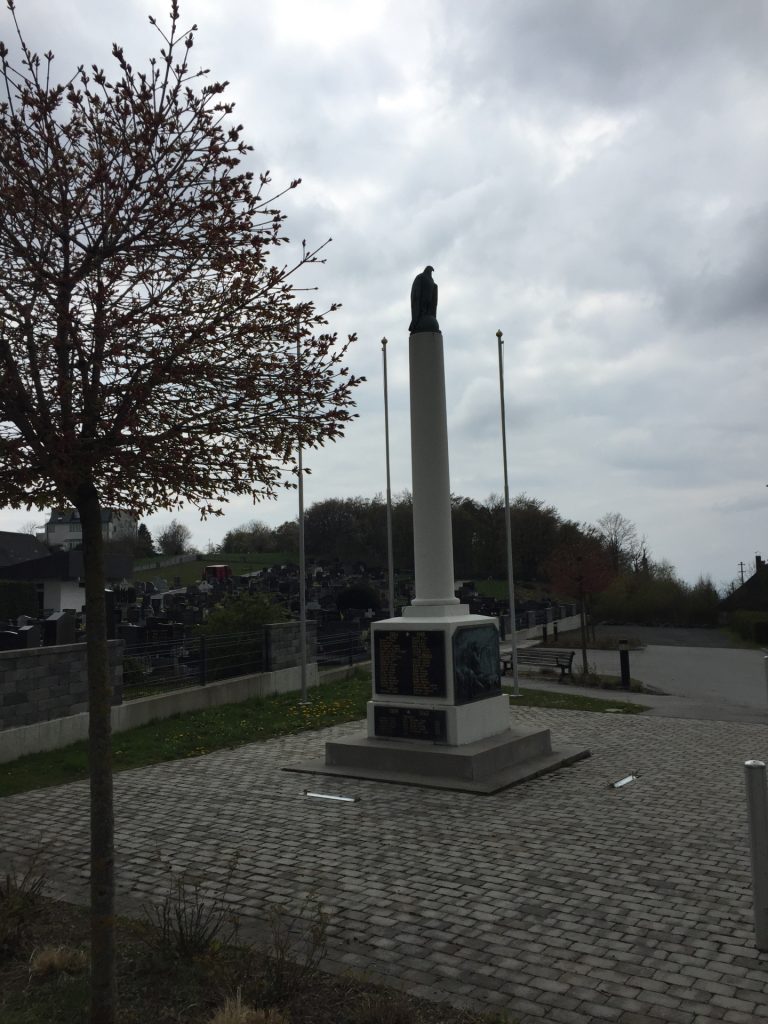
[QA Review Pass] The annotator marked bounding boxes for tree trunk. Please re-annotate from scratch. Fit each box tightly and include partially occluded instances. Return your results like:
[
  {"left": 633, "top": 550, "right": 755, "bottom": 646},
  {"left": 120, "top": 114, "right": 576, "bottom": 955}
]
[{"left": 76, "top": 482, "right": 116, "bottom": 1024}]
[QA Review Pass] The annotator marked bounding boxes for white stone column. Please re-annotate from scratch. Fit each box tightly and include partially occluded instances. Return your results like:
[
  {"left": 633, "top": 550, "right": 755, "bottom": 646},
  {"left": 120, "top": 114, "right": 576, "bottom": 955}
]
[{"left": 407, "top": 331, "right": 460, "bottom": 611}]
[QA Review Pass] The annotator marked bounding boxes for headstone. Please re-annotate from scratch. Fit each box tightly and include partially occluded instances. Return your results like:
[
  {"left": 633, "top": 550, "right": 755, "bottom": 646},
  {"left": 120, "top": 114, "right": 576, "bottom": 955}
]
[
  {"left": 17, "top": 624, "right": 41, "bottom": 648},
  {"left": 43, "top": 611, "right": 76, "bottom": 646},
  {"left": 117, "top": 623, "right": 147, "bottom": 647},
  {"left": 0, "top": 630, "right": 21, "bottom": 651}
]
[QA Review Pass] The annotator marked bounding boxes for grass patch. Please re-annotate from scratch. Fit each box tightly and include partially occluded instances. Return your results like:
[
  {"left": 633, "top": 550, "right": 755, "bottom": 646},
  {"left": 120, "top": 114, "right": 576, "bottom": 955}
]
[
  {"left": 505, "top": 686, "right": 646, "bottom": 714},
  {"left": 131, "top": 552, "right": 292, "bottom": 586},
  {"left": 2, "top": 670, "right": 648, "bottom": 799}
]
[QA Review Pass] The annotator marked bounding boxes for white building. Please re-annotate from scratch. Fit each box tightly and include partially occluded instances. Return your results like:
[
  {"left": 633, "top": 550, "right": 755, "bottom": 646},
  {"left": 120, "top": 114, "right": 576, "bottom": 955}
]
[{"left": 39, "top": 508, "right": 138, "bottom": 551}]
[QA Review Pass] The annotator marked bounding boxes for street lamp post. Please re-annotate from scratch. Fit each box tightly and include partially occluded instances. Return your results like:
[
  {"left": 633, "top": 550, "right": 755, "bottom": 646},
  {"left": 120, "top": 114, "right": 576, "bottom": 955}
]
[{"left": 496, "top": 330, "right": 520, "bottom": 696}]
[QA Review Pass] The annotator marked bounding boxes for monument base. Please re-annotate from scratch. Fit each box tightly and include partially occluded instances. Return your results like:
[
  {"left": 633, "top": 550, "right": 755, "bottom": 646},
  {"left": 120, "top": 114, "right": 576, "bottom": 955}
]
[{"left": 284, "top": 725, "right": 590, "bottom": 795}]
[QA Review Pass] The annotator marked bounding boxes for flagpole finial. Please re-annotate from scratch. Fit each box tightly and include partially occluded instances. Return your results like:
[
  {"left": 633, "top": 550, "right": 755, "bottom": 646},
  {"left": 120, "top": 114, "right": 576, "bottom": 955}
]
[
  {"left": 496, "top": 329, "right": 503, "bottom": 341},
  {"left": 381, "top": 336, "right": 388, "bottom": 348}
]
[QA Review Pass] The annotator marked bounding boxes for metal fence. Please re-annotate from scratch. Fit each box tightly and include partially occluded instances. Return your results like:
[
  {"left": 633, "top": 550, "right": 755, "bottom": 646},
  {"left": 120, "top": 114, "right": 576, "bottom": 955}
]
[
  {"left": 315, "top": 628, "right": 370, "bottom": 667},
  {"left": 122, "top": 628, "right": 267, "bottom": 699}
]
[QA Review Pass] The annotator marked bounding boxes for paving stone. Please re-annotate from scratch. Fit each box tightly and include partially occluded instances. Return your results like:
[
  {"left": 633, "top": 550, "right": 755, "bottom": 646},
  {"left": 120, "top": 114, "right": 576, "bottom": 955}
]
[{"left": 3, "top": 708, "right": 768, "bottom": 1024}]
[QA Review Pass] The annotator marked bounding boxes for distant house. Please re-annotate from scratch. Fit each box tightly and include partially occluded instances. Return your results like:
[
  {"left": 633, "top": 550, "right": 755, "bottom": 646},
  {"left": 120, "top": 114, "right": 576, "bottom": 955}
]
[
  {"left": 39, "top": 508, "right": 138, "bottom": 551},
  {"left": 719, "top": 555, "right": 768, "bottom": 614}
]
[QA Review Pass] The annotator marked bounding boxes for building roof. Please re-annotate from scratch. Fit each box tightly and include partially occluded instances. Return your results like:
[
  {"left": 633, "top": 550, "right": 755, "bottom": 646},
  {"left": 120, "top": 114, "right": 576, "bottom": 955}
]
[
  {"left": 0, "top": 550, "right": 133, "bottom": 582},
  {"left": 720, "top": 557, "right": 768, "bottom": 613},
  {"left": 47, "top": 508, "right": 133, "bottom": 526},
  {"left": 0, "top": 532, "right": 50, "bottom": 568}
]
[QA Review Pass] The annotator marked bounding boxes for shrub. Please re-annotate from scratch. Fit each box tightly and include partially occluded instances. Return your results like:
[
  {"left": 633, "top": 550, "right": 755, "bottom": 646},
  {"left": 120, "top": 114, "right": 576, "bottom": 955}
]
[
  {"left": 728, "top": 610, "right": 768, "bottom": 644},
  {"left": 29, "top": 945, "right": 89, "bottom": 978},
  {"left": 139, "top": 869, "right": 239, "bottom": 959},
  {"left": 209, "top": 992, "right": 288, "bottom": 1024},
  {"left": 0, "top": 855, "right": 47, "bottom": 960},
  {"left": 261, "top": 896, "right": 329, "bottom": 1004}
]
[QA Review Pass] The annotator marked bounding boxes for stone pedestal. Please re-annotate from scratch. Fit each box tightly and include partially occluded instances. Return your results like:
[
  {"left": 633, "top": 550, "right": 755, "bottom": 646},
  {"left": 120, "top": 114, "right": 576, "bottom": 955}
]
[{"left": 368, "top": 611, "right": 507, "bottom": 746}]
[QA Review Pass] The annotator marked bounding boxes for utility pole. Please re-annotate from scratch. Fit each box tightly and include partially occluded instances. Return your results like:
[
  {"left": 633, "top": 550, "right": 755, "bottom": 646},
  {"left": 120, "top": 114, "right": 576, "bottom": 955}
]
[{"left": 740, "top": 561, "right": 746, "bottom": 586}]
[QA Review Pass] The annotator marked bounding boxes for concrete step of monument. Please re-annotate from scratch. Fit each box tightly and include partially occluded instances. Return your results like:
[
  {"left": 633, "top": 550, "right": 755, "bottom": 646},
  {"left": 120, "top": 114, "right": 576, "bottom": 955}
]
[
  {"left": 285, "top": 734, "right": 590, "bottom": 794},
  {"left": 324, "top": 726, "right": 552, "bottom": 783}
]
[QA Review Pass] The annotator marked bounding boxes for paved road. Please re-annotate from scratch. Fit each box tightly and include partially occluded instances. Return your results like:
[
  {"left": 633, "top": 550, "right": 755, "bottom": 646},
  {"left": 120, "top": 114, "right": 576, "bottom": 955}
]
[
  {"left": 595, "top": 626, "right": 750, "bottom": 650},
  {"left": 503, "top": 636, "right": 768, "bottom": 722},
  {"left": 581, "top": 646, "right": 768, "bottom": 719},
  {"left": 3, "top": 708, "right": 768, "bottom": 1024}
]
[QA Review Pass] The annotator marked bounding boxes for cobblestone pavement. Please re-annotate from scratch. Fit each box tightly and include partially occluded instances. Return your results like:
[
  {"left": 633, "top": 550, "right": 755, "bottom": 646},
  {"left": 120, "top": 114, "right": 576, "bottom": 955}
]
[{"left": 3, "top": 708, "right": 768, "bottom": 1024}]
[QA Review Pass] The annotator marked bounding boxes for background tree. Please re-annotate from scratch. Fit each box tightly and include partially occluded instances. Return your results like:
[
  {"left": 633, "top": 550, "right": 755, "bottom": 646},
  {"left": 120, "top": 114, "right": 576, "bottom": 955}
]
[
  {"left": 15, "top": 518, "right": 41, "bottom": 536},
  {"left": 272, "top": 519, "right": 299, "bottom": 558},
  {"left": 544, "top": 528, "right": 616, "bottom": 672},
  {"left": 135, "top": 522, "right": 154, "bottom": 558},
  {"left": 156, "top": 518, "right": 193, "bottom": 556},
  {"left": 195, "top": 592, "right": 288, "bottom": 679},
  {"left": 596, "top": 511, "right": 641, "bottom": 572},
  {"left": 0, "top": 6, "right": 359, "bottom": 1021},
  {"left": 220, "top": 518, "right": 275, "bottom": 554}
]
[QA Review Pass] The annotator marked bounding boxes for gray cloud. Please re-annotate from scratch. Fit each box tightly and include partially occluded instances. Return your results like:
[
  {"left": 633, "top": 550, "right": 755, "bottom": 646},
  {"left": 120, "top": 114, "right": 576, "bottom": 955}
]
[{"left": 1, "top": 0, "right": 767, "bottom": 585}]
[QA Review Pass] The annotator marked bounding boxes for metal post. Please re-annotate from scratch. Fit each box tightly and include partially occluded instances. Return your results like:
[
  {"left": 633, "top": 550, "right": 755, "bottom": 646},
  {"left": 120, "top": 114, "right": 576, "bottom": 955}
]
[
  {"left": 619, "top": 639, "right": 630, "bottom": 689},
  {"left": 199, "top": 635, "right": 207, "bottom": 685},
  {"left": 497, "top": 330, "right": 519, "bottom": 696},
  {"left": 297, "top": 335, "right": 308, "bottom": 703},
  {"left": 764, "top": 656, "right": 768, "bottom": 705},
  {"left": 382, "top": 337, "right": 395, "bottom": 619},
  {"left": 744, "top": 760, "right": 768, "bottom": 950}
]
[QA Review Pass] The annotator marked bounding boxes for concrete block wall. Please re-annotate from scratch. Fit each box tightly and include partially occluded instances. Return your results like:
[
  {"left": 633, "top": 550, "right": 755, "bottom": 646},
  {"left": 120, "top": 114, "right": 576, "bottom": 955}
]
[
  {"left": 265, "top": 621, "right": 317, "bottom": 670},
  {"left": 0, "top": 641, "right": 123, "bottom": 730}
]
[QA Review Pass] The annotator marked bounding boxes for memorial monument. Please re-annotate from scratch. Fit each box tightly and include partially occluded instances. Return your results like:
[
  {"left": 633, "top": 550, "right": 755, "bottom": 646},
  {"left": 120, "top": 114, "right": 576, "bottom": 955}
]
[{"left": 288, "top": 269, "right": 589, "bottom": 792}]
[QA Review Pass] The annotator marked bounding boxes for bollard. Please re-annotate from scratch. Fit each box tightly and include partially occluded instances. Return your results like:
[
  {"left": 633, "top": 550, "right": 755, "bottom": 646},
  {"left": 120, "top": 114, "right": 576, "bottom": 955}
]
[
  {"left": 542, "top": 624, "right": 548, "bottom": 643},
  {"left": 553, "top": 622, "right": 559, "bottom": 640},
  {"left": 744, "top": 760, "right": 768, "bottom": 951},
  {"left": 619, "top": 638, "right": 630, "bottom": 690},
  {"left": 764, "top": 656, "right": 768, "bottom": 705}
]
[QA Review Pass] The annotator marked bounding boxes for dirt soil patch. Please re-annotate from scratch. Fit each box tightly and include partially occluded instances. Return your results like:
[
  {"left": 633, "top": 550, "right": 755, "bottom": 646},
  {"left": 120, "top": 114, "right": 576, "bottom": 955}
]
[{"left": 1, "top": 896, "right": 505, "bottom": 1024}]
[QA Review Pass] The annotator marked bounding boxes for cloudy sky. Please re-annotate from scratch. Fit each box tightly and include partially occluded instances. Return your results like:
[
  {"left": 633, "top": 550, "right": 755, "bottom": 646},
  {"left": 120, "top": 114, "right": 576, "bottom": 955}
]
[{"left": 1, "top": 0, "right": 767, "bottom": 588}]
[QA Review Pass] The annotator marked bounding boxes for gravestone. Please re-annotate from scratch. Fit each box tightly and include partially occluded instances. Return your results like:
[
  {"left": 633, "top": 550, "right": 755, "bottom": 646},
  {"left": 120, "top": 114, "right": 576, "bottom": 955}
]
[
  {"left": 0, "top": 630, "right": 21, "bottom": 651},
  {"left": 17, "top": 624, "right": 41, "bottom": 648},
  {"left": 43, "top": 611, "right": 76, "bottom": 646}
]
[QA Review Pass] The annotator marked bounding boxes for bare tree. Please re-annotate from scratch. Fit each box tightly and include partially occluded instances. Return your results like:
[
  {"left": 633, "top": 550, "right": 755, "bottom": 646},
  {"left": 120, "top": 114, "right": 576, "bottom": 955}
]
[
  {"left": 0, "top": 5, "right": 359, "bottom": 1021},
  {"left": 596, "top": 512, "right": 641, "bottom": 572},
  {"left": 156, "top": 518, "right": 193, "bottom": 555}
]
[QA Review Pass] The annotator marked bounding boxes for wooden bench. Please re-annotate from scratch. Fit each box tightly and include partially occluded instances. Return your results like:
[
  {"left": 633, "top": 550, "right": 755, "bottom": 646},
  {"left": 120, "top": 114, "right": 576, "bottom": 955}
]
[{"left": 501, "top": 648, "right": 575, "bottom": 678}]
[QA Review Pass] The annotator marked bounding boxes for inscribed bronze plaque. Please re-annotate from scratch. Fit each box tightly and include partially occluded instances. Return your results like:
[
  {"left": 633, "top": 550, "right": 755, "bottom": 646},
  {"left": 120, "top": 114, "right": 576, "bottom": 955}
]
[
  {"left": 453, "top": 624, "right": 501, "bottom": 704},
  {"left": 374, "top": 629, "right": 446, "bottom": 698},
  {"left": 373, "top": 705, "right": 447, "bottom": 742}
]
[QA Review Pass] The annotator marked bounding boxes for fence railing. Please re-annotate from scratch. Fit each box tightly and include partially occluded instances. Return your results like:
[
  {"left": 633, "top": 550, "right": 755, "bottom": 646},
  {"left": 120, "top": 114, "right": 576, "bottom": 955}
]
[
  {"left": 122, "top": 628, "right": 268, "bottom": 699},
  {"left": 315, "top": 629, "right": 369, "bottom": 667}
]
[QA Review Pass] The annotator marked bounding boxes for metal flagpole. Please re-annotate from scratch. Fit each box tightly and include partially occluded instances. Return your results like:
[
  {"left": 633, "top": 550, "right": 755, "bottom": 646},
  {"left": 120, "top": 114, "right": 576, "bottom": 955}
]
[
  {"left": 382, "top": 337, "right": 395, "bottom": 618},
  {"left": 297, "top": 334, "right": 308, "bottom": 702},
  {"left": 497, "top": 329, "right": 520, "bottom": 696}
]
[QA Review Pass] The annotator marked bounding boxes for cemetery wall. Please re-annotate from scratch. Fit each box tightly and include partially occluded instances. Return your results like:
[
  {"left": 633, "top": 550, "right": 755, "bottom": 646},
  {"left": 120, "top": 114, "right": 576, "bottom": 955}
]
[
  {"left": 0, "top": 660, "right": 319, "bottom": 764},
  {"left": 0, "top": 640, "right": 123, "bottom": 731}
]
